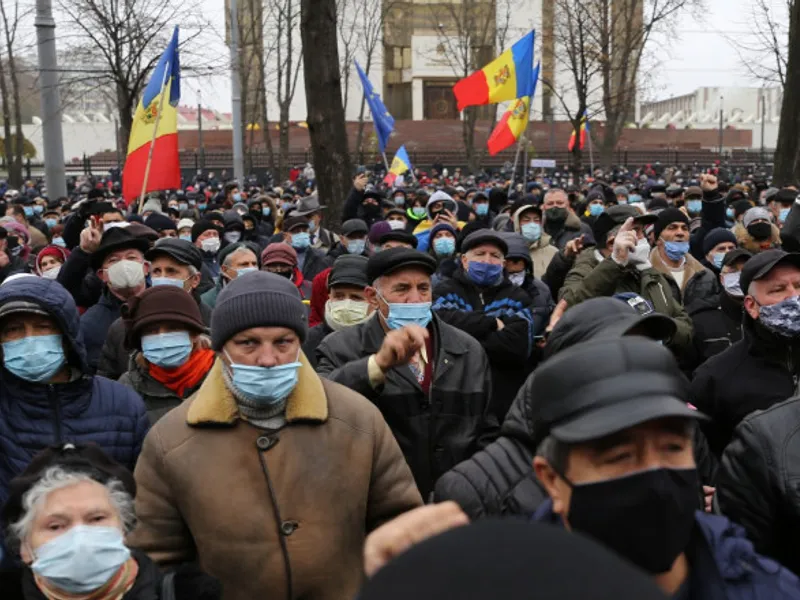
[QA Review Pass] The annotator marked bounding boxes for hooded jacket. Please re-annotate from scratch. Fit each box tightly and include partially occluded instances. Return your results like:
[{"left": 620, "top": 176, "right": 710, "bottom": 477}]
[
  {"left": 79, "top": 288, "right": 125, "bottom": 372},
  {"left": 512, "top": 206, "right": 558, "bottom": 278},
  {"left": 0, "top": 278, "right": 149, "bottom": 567},
  {"left": 733, "top": 221, "right": 782, "bottom": 254},
  {"left": 543, "top": 210, "right": 594, "bottom": 250}
]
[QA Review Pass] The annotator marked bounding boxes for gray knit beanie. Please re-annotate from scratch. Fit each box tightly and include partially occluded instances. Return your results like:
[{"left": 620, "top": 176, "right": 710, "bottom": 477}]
[{"left": 211, "top": 271, "right": 307, "bottom": 350}]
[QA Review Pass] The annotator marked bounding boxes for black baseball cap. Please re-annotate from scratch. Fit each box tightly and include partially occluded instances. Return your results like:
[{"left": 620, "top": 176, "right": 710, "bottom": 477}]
[
  {"left": 532, "top": 337, "right": 705, "bottom": 446},
  {"left": 145, "top": 237, "right": 203, "bottom": 271},
  {"left": 739, "top": 249, "right": 800, "bottom": 296},
  {"left": 328, "top": 255, "right": 369, "bottom": 289},
  {"left": 722, "top": 248, "right": 752, "bottom": 269},
  {"left": 366, "top": 248, "right": 436, "bottom": 283},
  {"left": 341, "top": 219, "right": 368, "bottom": 237}
]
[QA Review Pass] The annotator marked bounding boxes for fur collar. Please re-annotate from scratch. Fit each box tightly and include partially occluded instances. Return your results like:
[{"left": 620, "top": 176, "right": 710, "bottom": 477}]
[
  {"left": 649, "top": 246, "right": 708, "bottom": 291},
  {"left": 733, "top": 222, "right": 781, "bottom": 254},
  {"left": 186, "top": 352, "right": 328, "bottom": 426}
]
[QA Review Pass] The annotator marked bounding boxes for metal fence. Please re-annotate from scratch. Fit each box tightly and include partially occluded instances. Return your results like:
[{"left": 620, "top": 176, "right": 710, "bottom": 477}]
[{"left": 1, "top": 148, "right": 776, "bottom": 182}]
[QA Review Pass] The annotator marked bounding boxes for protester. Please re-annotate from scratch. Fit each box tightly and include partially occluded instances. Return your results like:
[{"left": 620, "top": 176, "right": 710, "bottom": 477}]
[
  {"left": 191, "top": 220, "right": 223, "bottom": 280},
  {"left": 432, "top": 230, "right": 537, "bottom": 420},
  {"left": 261, "top": 242, "right": 312, "bottom": 302},
  {"left": 200, "top": 241, "right": 260, "bottom": 310},
  {"left": 691, "top": 249, "right": 800, "bottom": 455},
  {"left": 428, "top": 223, "right": 458, "bottom": 284},
  {"left": 294, "top": 195, "right": 338, "bottom": 251},
  {"left": 128, "top": 271, "right": 421, "bottom": 600},
  {"left": 118, "top": 286, "right": 213, "bottom": 424},
  {"left": 1, "top": 444, "right": 221, "bottom": 600},
  {"left": 144, "top": 212, "right": 178, "bottom": 239},
  {"left": 512, "top": 204, "right": 558, "bottom": 278},
  {"left": 0, "top": 278, "right": 149, "bottom": 568},
  {"left": 317, "top": 248, "right": 497, "bottom": 498},
  {"left": 34, "top": 245, "right": 69, "bottom": 280},
  {"left": 501, "top": 232, "right": 554, "bottom": 327},
  {"left": 412, "top": 191, "right": 463, "bottom": 251},
  {"left": 282, "top": 216, "right": 331, "bottom": 281},
  {"left": 328, "top": 218, "right": 369, "bottom": 260},
  {"left": 302, "top": 254, "right": 372, "bottom": 369},
  {"left": 541, "top": 188, "right": 593, "bottom": 250},
  {"left": 734, "top": 206, "right": 781, "bottom": 254},
  {"left": 369, "top": 220, "right": 418, "bottom": 252},
  {"left": 247, "top": 194, "right": 276, "bottom": 237},
  {"left": 701, "top": 227, "right": 738, "bottom": 274}
]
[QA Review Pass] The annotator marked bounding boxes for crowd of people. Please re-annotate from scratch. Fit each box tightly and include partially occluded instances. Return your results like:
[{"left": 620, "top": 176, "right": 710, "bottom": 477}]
[{"left": 0, "top": 160, "right": 800, "bottom": 598}]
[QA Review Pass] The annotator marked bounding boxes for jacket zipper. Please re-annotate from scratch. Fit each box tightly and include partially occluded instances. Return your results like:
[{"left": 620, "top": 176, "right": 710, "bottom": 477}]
[{"left": 51, "top": 385, "right": 62, "bottom": 444}]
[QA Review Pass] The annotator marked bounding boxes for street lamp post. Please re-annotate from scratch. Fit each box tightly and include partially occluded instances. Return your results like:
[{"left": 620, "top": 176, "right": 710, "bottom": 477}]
[{"left": 718, "top": 96, "right": 724, "bottom": 159}]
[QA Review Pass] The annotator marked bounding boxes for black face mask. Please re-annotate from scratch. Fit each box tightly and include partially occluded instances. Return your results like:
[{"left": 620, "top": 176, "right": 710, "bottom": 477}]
[
  {"left": 747, "top": 222, "right": 772, "bottom": 241},
  {"left": 545, "top": 207, "right": 568, "bottom": 225},
  {"left": 566, "top": 467, "right": 698, "bottom": 574}
]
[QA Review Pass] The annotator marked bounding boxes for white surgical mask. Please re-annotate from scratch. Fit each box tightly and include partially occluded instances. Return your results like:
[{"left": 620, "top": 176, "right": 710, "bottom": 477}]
[
  {"left": 224, "top": 231, "right": 241, "bottom": 243},
  {"left": 103, "top": 222, "right": 128, "bottom": 232},
  {"left": 41, "top": 266, "right": 61, "bottom": 280},
  {"left": 387, "top": 220, "right": 405, "bottom": 230},
  {"left": 201, "top": 237, "right": 221, "bottom": 253},
  {"left": 106, "top": 259, "right": 145, "bottom": 289},
  {"left": 508, "top": 271, "right": 526, "bottom": 287}
]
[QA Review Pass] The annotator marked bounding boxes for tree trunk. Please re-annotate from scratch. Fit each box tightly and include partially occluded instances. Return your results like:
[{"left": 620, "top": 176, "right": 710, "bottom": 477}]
[
  {"left": 355, "top": 96, "right": 366, "bottom": 165},
  {"left": 3, "top": 32, "right": 23, "bottom": 182},
  {"left": 463, "top": 107, "right": 479, "bottom": 174},
  {"left": 301, "top": 0, "right": 352, "bottom": 225},
  {"left": 117, "top": 84, "right": 134, "bottom": 157},
  {"left": 0, "top": 54, "right": 21, "bottom": 186},
  {"left": 775, "top": 0, "right": 800, "bottom": 185},
  {"left": 278, "top": 104, "right": 290, "bottom": 182}
]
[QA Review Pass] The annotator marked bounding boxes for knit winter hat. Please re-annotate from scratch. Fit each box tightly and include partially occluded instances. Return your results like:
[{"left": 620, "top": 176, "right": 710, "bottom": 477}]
[
  {"left": 261, "top": 242, "right": 298, "bottom": 267},
  {"left": 211, "top": 271, "right": 307, "bottom": 349},
  {"left": 122, "top": 286, "right": 206, "bottom": 350},
  {"left": 653, "top": 207, "right": 690, "bottom": 241},
  {"left": 702, "top": 227, "right": 738, "bottom": 255},
  {"left": 191, "top": 220, "right": 223, "bottom": 242}
]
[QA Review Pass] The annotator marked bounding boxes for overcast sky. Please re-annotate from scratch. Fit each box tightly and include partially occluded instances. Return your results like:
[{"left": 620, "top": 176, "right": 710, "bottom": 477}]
[{"left": 182, "top": 0, "right": 783, "bottom": 111}]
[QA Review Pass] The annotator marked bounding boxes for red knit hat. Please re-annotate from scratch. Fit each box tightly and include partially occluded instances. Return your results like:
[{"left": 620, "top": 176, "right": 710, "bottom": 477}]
[
  {"left": 261, "top": 242, "right": 297, "bottom": 267},
  {"left": 35, "top": 245, "right": 70, "bottom": 275}
]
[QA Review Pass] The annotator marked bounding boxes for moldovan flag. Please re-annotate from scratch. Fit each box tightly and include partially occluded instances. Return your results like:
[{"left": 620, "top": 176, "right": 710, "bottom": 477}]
[
  {"left": 123, "top": 27, "right": 181, "bottom": 204},
  {"left": 568, "top": 111, "right": 588, "bottom": 152},
  {"left": 487, "top": 62, "right": 540, "bottom": 156},
  {"left": 453, "top": 30, "right": 534, "bottom": 112},
  {"left": 384, "top": 145, "right": 412, "bottom": 185}
]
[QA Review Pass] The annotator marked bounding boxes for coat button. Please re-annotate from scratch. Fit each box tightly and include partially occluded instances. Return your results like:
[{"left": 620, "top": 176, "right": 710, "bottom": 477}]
[
  {"left": 256, "top": 436, "right": 274, "bottom": 450},
  {"left": 280, "top": 520, "right": 298, "bottom": 536}
]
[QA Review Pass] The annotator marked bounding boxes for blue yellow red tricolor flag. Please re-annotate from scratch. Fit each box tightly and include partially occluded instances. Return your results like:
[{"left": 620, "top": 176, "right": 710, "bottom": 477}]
[
  {"left": 568, "top": 111, "right": 589, "bottom": 152},
  {"left": 123, "top": 27, "right": 181, "bottom": 204},
  {"left": 487, "top": 62, "right": 540, "bottom": 156},
  {"left": 384, "top": 145, "right": 412, "bottom": 185},
  {"left": 453, "top": 31, "right": 534, "bottom": 112}
]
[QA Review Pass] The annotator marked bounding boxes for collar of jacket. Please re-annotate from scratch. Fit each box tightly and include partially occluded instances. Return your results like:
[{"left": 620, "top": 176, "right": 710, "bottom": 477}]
[
  {"left": 733, "top": 222, "right": 782, "bottom": 254},
  {"left": 564, "top": 211, "right": 583, "bottom": 231},
  {"left": 742, "top": 313, "right": 800, "bottom": 365},
  {"left": 527, "top": 231, "right": 553, "bottom": 250},
  {"left": 186, "top": 353, "right": 328, "bottom": 427},
  {"left": 358, "top": 312, "right": 467, "bottom": 358},
  {"left": 648, "top": 246, "right": 707, "bottom": 290}
]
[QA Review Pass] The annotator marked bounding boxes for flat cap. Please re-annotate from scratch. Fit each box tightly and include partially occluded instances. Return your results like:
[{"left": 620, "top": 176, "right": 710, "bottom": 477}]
[
  {"left": 366, "top": 247, "right": 436, "bottom": 283},
  {"left": 460, "top": 229, "right": 508, "bottom": 255},
  {"left": 146, "top": 237, "right": 203, "bottom": 271}
]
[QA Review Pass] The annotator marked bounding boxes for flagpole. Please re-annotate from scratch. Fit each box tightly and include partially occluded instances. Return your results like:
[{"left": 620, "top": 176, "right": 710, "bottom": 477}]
[
  {"left": 511, "top": 137, "right": 523, "bottom": 188},
  {"left": 137, "top": 62, "right": 171, "bottom": 214},
  {"left": 381, "top": 150, "right": 390, "bottom": 176},
  {"left": 587, "top": 124, "right": 595, "bottom": 175}
]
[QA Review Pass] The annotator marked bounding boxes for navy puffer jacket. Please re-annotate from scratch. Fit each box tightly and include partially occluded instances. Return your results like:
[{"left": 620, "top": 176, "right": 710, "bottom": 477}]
[{"left": 0, "top": 278, "right": 149, "bottom": 568}]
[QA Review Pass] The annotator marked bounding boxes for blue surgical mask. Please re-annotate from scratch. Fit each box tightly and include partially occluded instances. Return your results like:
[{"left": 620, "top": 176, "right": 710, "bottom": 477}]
[
  {"left": 282, "top": 202, "right": 294, "bottom": 212},
  {"left": 379, "top": 293, "right": 432, "bottom": 330},
  {"left": 31, "top": 525, "right": 130, "bottom": 594},
  {"left": 589, "top": 203, "right": 604, "bottom": 217},
  {"left": 198, "top": 203, "right": 207, "bottom": 211},
  {"left": 2, "top": 334, "right": 65, "bottom": 383},
  {"left": 759, "top": 295, "right": 800, "bottom": 338},
  {"left": 712, "top": 252, "right": 725, "bottom": 270},
  {"left": 686, "top": 199, "right": 702, "bottom": 214},
  {"left": 233, "top": 193, "right": 242, "bottom": 202},
  {"left": 33, "top": 205, "right": 44, "bottom": 215},
  {"left": 236, "top": 266, "right": 258, "bottom": 277},
  {"left": 45, "top": 218, "right": 58, "bottom": 228},
  {"left": 225, "top": 350, "right": 301, "bottom": 405},
  {"left": 23, "top": 206, "right": 33, "bottom": 218},
  {"left": 780, "top": 207, "right": 790, "bottom": 223},
  {"left": 151, "top": 276, "right": 187, "bottom": 288},
  {"left": 347, "top": 239, "right": 366, "bottom": 254},
  {"left": 628, "top": 194, "right": 642, "bottom": 204},
  {"left": 394, "top": 196, "right": 405, "bottom": 207},
  {"left": 179, "top": 233, "right": 192, "bottom": 242},
  {"left": 308, "top": 220, "right": 317, "bottom": 233},
  {"left": 521, "top": 222, "right": 542, "bottom": 243},
  {"left": 412, "top": 207, "right": 426, "bottom": 218},
  {"left": 142, "top": 331, "right": 192, "bottom": 368},
  {"left": 467, "top": 261, "right": 503, "bottom": 286},
  {"left": 262, "top": 207, "right": 271, "bottom": 217},
  {"left": 475, "top": 203, "right": 489, "bottom": 216},
  {"left": 179, "top": 202, "right": 188, "bottom": 211},
  {"left": 664, "top": 240, "right": 689, "bottom": 261},
  {"left": 726, "top": 207, "right": 735, "bottom": 220},
  {"left": 433, "top": 237, "right": 455, "bottom": 257},
  {"left": 52, "top": 236, "right": 66, "bottom": 248},
  {"left": 291, "top": 232, "right": 311, "bottom": 249}
]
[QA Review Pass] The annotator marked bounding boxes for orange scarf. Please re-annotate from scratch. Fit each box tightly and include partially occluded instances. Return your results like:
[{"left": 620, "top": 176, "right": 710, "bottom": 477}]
[
  {"left": 148, "top": 348, "right": 215, "bottom": 398},
  {"left": 34, "top": 556, "right": 139, "bottom": 600}
]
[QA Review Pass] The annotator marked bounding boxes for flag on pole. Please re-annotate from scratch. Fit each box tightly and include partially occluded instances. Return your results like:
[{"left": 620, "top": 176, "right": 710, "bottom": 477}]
[
  {"left": 355, "top": 60, "right": 394, "bottom": 153},
  {"left": 453, "top": 31, "right": 534, "bottom": 112},
  {"left": 568, "top": 111, "right": 589, "bottom": 152},
  {"left": 487, "top": 62, "right": 540, "bottom": 156},
  {"left": 123, "top": 27, "right": 181, "bottom": 204},
  {"left": 384, "top": 145, "right": 412, "bottom": 185}
]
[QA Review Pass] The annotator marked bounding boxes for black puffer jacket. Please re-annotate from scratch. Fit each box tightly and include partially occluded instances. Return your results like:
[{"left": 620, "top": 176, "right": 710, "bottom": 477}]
[
  {"left": 433, "top": 268, "right": 540, "bottom": 421},
  {"left": 302, "top": 321, "right": 333, "bottom": 370},
  {"left": 316, "top": 313, "right": 497, "bottom": 499},
  {"left": 434, "top": 297, "right": 719, "bottom": 520},
  {"left": 690, "top": 315, "right": 800, "bottom": 457},
  {"left": 685, "top": 278, "right": 743, "bottom": 373},
  {"left": 717, "top": 395, "right": 800, "bottom": 576}
]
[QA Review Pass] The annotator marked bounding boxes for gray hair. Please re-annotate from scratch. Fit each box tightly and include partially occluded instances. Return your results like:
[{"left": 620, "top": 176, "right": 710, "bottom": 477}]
[
  {"left": 187, "top": 265, "right": 199, "bottom": 278},
  {"left": 535, "top": 435, "right": 571, "bottom": 475},
  {"left": 6, "top": 466, "right": 135, "bottom": 551},
  {"left": 543, "top": 188, "right": 567, "bottom": 203},
  {"left": 222, "top": 245, "right": 255, "bottom": 268}
]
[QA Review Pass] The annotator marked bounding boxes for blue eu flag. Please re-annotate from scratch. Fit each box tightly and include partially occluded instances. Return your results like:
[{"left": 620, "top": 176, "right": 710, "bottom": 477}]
[{"left": 355, "top": 60, "right": 395, "bottom": 153}]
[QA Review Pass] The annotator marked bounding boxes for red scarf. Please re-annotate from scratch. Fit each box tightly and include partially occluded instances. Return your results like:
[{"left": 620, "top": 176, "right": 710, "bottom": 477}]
[{"left": 148, "top": 349, "right": 215, "bottom": 397}]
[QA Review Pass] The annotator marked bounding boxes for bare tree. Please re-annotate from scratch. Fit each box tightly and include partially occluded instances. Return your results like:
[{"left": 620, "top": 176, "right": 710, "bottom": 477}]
[
  {"left": 775, "top": 0, "right": 800, "bottom": 184},
  {"left": 56, "top": 0, "right": 220, "bottom": 150},
  {"left": 264, "top": 0, "right": 303, "bottom": 181},
  {"left": 336, "top": 0, "right": 358, "bottom": 115},
  {"left": 0, "top": 0, "right": 30, "bottom": 186},
  {"left": 726, "top": 0, "right": 789, "bottom": 88},
  {"left": 301, "top": 0, "right": 351, "bottom": 223}
]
